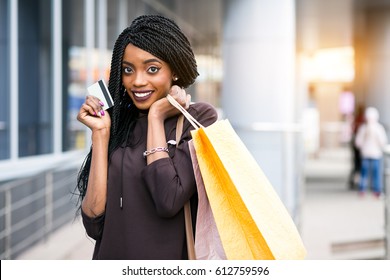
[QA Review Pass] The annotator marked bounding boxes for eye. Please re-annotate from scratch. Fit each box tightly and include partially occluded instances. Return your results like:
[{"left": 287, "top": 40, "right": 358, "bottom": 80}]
[
  {"left": 123, "top": 66, "right": 133, "bottom": 74},
  {"left": 147, "top": 66, "right": 160, "bottom": 74}
]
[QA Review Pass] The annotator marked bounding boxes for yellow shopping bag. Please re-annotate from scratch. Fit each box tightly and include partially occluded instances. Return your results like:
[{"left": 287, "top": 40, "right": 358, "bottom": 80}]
[
  {"left": 167, "top": 95, "right": 306, "bottom": 260},
  {"left": 191, "top": 120, "right": 306, "bottom": 260}
]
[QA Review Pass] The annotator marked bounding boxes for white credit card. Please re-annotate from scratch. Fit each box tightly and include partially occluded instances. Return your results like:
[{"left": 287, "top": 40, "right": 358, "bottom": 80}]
[{"left": 87, "top": 79, "right": 114, "bottom": 110}]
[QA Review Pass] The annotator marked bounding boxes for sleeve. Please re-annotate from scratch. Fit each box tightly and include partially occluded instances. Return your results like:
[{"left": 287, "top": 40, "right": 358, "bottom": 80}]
[
  {"left": 355, "top": 125, "right": 365, "bottom": 149},
  {"left": 141, "top": 102, "right": 218, "bottom": 218},
  {"left": 81, "top": 208, "right": 105, "bottom": 240},
  {"left": 379, "top": 125, "right": 388, "bottom": 148}
]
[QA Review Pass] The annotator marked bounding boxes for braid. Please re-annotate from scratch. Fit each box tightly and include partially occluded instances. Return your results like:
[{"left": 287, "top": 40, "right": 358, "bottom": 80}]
[
  {"left": 128, "top": 15, "right": 198, "bottom": 88},
  {"left": 75, "top": 29, "right": 139, "bottom": 205},
  {"left": 75, "top": 15, "right": 198, "bottom": 208}
]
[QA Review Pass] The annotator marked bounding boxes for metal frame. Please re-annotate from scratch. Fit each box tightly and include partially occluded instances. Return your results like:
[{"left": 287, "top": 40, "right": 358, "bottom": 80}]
[
  {"left": 10, "top": 0, "right": 18, "bottom": 161},
  {"left": 382, "top": 148, "right": 390, "bottom": 259},
  {"left": 0, "top": 163, "right": 80, "bottom": 259}
]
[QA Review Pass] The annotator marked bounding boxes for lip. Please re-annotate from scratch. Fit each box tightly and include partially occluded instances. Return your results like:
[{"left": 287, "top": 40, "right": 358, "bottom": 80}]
[{"left": 131, "top": 90, "right": 154, "bottom": 102}]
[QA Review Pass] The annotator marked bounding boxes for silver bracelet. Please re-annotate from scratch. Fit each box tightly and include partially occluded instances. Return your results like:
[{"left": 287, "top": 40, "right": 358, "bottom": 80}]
[{"left": 143, "top": 147, "right": 169, "bottom": 157}]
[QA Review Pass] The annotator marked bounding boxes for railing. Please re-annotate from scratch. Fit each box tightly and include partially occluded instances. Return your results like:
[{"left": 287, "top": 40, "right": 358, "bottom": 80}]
[
  {"left": 0, "top": 164, "right": 81, "bottom": 259},
  {"left": 382, "top": 146, "right": 390, "bottom": 259}
]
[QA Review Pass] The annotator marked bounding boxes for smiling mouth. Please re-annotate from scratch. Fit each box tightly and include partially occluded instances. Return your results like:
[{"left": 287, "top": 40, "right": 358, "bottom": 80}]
[
  {"left": 134, "top": 91, "right": 152, "bottom": 98},
  {"left": 133, "top": 91, "right": 152, "bottom": 98}
]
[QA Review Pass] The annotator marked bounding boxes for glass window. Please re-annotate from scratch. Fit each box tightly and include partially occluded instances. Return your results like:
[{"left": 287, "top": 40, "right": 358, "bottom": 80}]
[
  {"left": 63, "top": 0, "right": 111, "bottom": 152},
  {"left": 62, "top": 0, "right": 85, "bottom": 151},
  {"left": 18, "top": 0, "right": 53, "bottom": 157},
  {"left": 0, "top": 0, "right": 9, "bottom": 160}
]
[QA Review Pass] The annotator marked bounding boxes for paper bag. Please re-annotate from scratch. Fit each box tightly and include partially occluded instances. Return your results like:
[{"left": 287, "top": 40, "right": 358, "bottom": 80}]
[
  {"left": 188, "top": 140, "right": 227, "bottom": 260},
  {"left": 190, "top": 120, "right": 306, "bottom": 260}
]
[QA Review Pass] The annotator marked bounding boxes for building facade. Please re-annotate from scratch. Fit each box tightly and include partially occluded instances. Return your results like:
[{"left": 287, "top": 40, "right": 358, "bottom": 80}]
[{"left": 1, "top": 0, "right": 390, "bottom": 259}]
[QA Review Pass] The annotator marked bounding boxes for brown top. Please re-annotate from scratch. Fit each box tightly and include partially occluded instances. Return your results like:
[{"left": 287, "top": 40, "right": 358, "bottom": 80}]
[{"left": 82, "top": 102, "right": 218, "bottom": 259}]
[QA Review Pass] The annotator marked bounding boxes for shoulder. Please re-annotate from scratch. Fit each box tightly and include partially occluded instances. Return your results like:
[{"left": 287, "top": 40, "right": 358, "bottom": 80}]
[
  {"left": 188, "top": 102, "right": 218, "bottom": 119},
  {"left": 188, "top": 102, "right": 218, "bottom": 127}
]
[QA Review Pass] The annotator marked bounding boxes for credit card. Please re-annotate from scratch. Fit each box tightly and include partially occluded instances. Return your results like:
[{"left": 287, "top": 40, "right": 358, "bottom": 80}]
[{"left": 87, "top": 79, "right": 114, "bottom": 110}]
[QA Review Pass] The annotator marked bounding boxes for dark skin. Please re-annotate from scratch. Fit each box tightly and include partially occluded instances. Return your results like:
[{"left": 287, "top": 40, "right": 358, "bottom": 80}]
[{"left": 77, "top": 43, "right": 190, "bottom": 217}]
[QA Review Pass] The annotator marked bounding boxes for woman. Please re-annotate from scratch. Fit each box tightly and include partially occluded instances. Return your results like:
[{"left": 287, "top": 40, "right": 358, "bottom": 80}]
[
  {"left": 76, "top": 15, "right": 218, "bottom": 259},
  {"left": 355, "top": 107, "right": 388, "bottom": 197}
]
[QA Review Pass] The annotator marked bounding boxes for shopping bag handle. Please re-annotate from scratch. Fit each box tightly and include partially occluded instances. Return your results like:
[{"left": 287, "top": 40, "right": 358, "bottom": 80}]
[
  {"left": 167, "top": 94, "right": 203, "bottom": 130},
  {"left": 175, "top": 115, "right": 196, "bottom": 260}
]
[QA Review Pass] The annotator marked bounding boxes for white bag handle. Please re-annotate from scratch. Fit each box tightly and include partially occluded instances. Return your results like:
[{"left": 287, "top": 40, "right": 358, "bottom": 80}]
[{"left": 166, "top": 94, "right": 203, "bottom": 130}]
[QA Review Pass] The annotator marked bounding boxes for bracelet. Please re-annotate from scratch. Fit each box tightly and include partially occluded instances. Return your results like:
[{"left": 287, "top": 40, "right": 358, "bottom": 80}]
[{"left": 143, "top": 147, "right": 169, "bottom": 157}]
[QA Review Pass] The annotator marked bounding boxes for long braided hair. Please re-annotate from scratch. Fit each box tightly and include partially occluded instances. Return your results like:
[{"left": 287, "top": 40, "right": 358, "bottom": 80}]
[{"left": 76, "top": 15, "right": 198, "bottom": 206}]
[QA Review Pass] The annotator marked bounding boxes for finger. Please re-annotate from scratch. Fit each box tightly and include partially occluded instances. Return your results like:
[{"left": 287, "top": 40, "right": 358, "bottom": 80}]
[
  {"left": 81, "top": 102, "right": 98, "bottom": 117},
  {"left": 177, "top": 88, "right": 186, "bottom": 104},
  {"left": 86, "top": 95, "right": 104, "bottom": 116},
  {"left": 170, "top": 85, "right": 185, "bottom": 104},
  {"left": 169, "top": 85, "right": 180, "bottom": 96},
  {"left": 77, "top": 104, "right": 93, "bottom": 123},
  {"left": 180, "top": 88, "right": 187, "bottom": 100},
  {"left": 185, "top": 94, "right": 191, "bottom": 109}
]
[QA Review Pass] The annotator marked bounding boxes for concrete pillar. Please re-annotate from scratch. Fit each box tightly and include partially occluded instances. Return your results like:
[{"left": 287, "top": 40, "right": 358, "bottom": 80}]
[
  {"left": 361, "top": 7, "right": 390, "bottom": 130},
  {"left": 222, "top": 0, "right": 298, "bottom": 215}
]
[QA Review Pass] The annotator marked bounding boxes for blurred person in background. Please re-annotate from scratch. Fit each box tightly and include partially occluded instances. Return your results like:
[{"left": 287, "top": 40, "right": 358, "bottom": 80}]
[
  {"left": 355, "top": 107, "right": 388, "bottom": 197},
  {"left": 348, "top": 104, "right": 365, "bottom": 190},
  {"left": 76, "top": 15, "right": 217, "bottom": 259}
]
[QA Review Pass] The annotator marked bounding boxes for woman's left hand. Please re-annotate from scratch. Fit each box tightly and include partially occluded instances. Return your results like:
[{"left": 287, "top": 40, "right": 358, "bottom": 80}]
[{"left": 149, "top": 85, "right": 190, "bottom": 121}]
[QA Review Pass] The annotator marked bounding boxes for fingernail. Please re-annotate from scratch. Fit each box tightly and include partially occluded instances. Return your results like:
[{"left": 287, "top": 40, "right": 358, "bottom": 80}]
[
  {"left": 99, "top": 101, "right": 104, "bottom": 106},
  {"left": 100, "top": 110, "right": 105, "bottom": 116},
  {"left": 94, "top": 112, "right": 97, "bottom": 116}
]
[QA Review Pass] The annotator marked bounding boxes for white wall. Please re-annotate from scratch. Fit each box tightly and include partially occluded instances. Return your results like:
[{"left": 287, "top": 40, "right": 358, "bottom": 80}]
[{"left": 221, "top": 0, "right": 299, "bottom": 215}]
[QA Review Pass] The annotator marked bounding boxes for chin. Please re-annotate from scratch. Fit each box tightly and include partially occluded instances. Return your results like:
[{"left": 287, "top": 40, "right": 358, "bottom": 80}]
[{"left": 133, "top": 102, "right": 152, "bottom": 111}]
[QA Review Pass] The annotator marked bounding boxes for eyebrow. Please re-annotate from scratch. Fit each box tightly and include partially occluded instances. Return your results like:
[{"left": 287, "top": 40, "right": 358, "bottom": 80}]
[{"left": 122, "top": 58, "right": 162, "bottom": 66}]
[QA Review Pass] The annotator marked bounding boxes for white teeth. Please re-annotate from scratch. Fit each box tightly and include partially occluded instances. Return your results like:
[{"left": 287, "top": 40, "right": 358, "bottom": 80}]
[{"left": 134, "top": 91, "right": 152, "bottom": 98}]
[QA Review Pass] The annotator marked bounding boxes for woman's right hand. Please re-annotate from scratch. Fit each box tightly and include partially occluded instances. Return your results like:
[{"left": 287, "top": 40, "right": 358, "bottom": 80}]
[
  {"left": 77, "top": 95, "right": 111, "bottom": 133},
  {"left": 78, "top": 95, "right": 111, "bottom": 218}
]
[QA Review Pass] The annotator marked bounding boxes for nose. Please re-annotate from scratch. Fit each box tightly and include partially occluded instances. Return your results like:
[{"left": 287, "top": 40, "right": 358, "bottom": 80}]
[{"left": 133, "top": 72, "right": 147, "bottom": 87}]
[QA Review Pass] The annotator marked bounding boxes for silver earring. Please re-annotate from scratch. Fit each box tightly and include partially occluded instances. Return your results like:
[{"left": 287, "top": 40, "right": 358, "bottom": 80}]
[{"left": 173, "top": 77, "right": 178, "bottom": 81}]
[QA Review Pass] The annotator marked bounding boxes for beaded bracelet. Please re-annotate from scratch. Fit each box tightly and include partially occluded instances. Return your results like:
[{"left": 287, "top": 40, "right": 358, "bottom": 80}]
[{"left": 143, "top": 147, "right": 169, "bottom": 157}]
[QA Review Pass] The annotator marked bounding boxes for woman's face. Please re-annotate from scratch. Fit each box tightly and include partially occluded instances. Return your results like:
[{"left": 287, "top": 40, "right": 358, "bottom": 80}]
[{"left": 121, "top": 44, "right": 174, "bottom": 111}]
